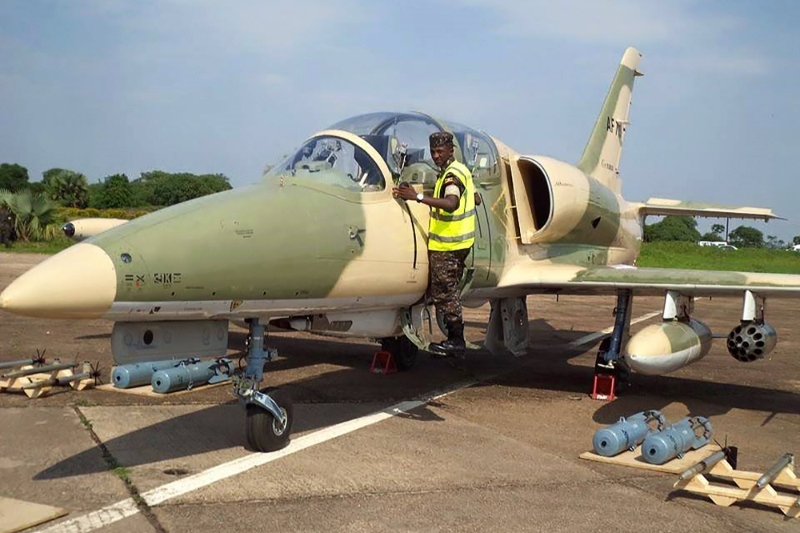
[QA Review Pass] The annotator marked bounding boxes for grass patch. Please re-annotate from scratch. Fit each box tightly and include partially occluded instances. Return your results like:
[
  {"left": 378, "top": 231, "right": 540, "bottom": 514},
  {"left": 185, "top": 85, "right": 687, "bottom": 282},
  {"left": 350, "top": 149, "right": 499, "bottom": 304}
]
[
  {"left": 76, "top": 409, "right": 94, "bottom": 431},
  {"left": 113, "top": 465, "right": 132, "bottom": 483},
  {"left": 3, "top": 236, "right": 73, "bottom": 254},
  {"left": 639, "top": 242, "right": 800, "bottom": 274}
]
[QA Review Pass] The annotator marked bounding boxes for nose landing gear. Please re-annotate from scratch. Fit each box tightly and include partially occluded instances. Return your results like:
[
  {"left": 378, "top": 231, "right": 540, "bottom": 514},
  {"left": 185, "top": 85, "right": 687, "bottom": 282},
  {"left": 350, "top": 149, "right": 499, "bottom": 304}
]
[
  {"left": 245, "top": 388, "right": 294, "bottom": 452},
  {"left": 234, "top": 318, "right": 294, "bottom": 452}
]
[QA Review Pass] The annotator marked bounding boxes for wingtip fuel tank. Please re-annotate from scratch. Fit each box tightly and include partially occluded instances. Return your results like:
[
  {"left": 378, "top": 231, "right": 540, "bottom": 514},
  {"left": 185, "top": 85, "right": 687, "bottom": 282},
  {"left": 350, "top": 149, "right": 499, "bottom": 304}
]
[
  {"left": 625, "top": 319, "right": 713, "bottom": 376},
  {"left": 62, "top": 218, "right": 127, "bottom": 242}
]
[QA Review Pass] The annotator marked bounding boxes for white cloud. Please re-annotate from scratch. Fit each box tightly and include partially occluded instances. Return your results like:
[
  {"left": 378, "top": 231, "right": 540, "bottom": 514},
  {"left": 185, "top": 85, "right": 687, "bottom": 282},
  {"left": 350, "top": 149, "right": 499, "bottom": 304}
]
[
  {"left": 447, "top": 0, "right": 772, "bottom": 76},
  {"left": 449, "top": 0, "right": 735, "bottom": 45},
  {"left": 81, "top": 0, "right": 374, "bottom": 54}
]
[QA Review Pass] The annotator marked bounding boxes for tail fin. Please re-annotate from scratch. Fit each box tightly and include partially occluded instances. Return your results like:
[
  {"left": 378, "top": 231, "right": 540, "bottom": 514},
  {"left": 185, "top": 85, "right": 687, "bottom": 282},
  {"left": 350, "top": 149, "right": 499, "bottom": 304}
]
[{"left": 577, "top": 47, "right": 643, "bottom": 193}]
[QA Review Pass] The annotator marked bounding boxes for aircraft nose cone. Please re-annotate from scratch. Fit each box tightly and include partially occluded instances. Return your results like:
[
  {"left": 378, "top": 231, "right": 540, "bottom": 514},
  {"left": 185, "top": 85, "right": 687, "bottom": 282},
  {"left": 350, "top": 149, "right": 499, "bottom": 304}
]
[{"left": 0, "top": 243, "right": 117, "bottom": 318}]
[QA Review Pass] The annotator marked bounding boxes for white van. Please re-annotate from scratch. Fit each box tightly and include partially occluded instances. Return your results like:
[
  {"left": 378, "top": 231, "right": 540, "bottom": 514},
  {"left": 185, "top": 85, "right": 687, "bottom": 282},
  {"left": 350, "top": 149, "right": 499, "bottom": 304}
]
[{"left": 698, "top": 241, "right": 738, "bottom": 250}]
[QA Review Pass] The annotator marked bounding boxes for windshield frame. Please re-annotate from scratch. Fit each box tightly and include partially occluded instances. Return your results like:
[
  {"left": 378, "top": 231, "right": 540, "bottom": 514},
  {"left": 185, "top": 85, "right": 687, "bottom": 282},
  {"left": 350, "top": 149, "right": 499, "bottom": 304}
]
[{"left": 265, "top": 129, "right": 394, "bottom": 201}]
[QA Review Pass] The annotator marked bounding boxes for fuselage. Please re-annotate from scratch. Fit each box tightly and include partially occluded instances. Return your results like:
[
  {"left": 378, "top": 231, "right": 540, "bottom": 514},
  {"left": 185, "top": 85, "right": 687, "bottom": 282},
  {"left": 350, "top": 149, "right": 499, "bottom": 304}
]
[{"left": 0, "top": 112, "right": 643, "bottom": 323}]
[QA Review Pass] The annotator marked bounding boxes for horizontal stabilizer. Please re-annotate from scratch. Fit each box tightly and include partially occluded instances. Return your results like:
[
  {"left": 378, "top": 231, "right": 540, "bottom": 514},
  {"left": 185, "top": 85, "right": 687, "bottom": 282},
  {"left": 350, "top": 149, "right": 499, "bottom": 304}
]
[{"left": 640, "top": 198, "right": 781, "bottom": 221}]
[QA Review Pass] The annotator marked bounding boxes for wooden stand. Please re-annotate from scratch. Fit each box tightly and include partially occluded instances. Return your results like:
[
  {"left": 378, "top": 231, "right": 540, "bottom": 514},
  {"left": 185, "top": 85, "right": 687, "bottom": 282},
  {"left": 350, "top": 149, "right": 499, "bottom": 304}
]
[
  {"left": 96, "top": 379, "right": 230, "bottom": 397},
  {"left": 0, "top": 361, "right": 97, "bottom": 399},
  {"left": 580, "top": 445, "right": 722, "bottom": 474},
  {"left": 674, "top": 458, "right": 800, "bottom": 518}
]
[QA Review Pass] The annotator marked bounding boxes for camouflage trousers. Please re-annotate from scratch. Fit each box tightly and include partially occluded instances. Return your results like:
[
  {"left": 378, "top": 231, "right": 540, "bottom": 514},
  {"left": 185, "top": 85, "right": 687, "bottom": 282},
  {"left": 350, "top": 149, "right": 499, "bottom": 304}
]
[{"left": 428, "top": 248, "right": 470, "bottom": 339}]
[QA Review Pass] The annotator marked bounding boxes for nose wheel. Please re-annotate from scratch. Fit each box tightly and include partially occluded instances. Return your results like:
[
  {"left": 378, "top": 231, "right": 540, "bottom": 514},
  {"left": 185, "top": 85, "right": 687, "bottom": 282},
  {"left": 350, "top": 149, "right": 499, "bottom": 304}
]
[
  {"left": 236, "top": 318, "right": 294, "bottom": 452},
  {"left": 245, "top": 387, "right": 294, "bottom": 452}
]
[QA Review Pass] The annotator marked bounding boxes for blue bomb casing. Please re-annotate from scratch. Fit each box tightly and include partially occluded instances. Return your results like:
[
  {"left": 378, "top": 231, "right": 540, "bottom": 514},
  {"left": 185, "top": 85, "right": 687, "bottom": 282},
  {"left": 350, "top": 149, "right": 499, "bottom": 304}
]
[
  {"left": 151, "top": 358, "right": 232, "bottom": 394},
  {"left": 592, "top": 410, "right": 666, "bottom": 457},
  {"left": 641, "top": 416, "right": 713, "bottom": 465},
  {"left": 112, "top": 360, "right": 179, "bottom": 389}
]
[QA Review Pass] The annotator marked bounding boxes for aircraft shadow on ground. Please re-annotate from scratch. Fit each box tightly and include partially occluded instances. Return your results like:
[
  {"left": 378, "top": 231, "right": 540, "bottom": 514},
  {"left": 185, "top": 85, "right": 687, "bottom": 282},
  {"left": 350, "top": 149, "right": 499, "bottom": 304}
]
[
  {"left": 34, "top": 399, "right": 381, "bottom": 480},
  {"left": 36, "top": 318, "right": 800, "bottom": 479},
  {"left": 37, "top": 332, "right": 458, "bottom": 479},
  {"left": 479, "top": 320, "right": 800, "bottom": 425},
  {"left": 74, "top": 333, "right": 112, "bottom": 340}
]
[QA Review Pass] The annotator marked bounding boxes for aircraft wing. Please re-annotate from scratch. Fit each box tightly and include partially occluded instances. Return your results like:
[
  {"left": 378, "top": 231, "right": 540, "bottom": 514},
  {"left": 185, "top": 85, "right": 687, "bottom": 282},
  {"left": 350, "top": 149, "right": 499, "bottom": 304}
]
[
  {"left": 639, "top": 198, "right": 782, "bottom": 221},
  {"left": 497, "top": 263, "right": 800, "bottom": 298}
]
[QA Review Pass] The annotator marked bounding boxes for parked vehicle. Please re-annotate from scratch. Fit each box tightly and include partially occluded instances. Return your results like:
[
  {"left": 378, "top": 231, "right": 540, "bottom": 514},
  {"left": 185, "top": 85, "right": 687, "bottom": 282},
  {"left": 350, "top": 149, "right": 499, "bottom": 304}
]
[{"left": 698, "top": 241, "right": 738, "bottom": 251}]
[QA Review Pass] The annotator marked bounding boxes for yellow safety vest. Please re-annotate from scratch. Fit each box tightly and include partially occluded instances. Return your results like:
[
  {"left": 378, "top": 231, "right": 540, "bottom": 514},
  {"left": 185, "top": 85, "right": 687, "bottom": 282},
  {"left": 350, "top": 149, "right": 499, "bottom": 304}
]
[{"left": 429, "top": 159, "right": 476, "bottom": 252}]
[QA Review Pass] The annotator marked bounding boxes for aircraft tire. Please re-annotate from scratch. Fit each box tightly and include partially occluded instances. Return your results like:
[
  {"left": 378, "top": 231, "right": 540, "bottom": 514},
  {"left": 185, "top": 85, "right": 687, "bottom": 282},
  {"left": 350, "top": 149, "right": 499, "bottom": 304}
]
[
  {"left": 381, "top": 336, "right": 418, "bottom": 371},
  {"left": 246, "top": 387, "right": 294, "bottom": 452}
]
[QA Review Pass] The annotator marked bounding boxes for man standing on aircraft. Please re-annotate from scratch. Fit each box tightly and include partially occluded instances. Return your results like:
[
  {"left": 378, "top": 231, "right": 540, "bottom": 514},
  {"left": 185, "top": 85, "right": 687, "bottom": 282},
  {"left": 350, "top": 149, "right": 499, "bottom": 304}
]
[{"left": 393, "top": 131, "right": 476, "bottom": 357}]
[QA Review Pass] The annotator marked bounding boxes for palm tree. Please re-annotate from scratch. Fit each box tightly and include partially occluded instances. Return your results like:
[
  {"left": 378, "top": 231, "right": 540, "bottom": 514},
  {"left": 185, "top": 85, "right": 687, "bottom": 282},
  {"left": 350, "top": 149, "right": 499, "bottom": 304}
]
[
  {"left": 48, "top": 170, "right": 89, "bottom": 208},
  {"left": 0, "top": 188, "right": 12, "bottom": 208},
  {"left": 7, "top": 189, "right": 58, "bottom": 241}
]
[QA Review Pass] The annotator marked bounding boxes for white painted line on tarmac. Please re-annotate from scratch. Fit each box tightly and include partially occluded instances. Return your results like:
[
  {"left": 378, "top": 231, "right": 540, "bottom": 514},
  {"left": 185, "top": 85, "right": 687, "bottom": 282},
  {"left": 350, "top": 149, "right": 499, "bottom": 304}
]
[
  {"left": 37, "top": 310, "right": 659, "bottom": 533},
  {"left": 33, "top": 499, "right": 139, "bottom": 533},
  {"left": 568, "top": 311, "right": 660, "bottom": 347}
]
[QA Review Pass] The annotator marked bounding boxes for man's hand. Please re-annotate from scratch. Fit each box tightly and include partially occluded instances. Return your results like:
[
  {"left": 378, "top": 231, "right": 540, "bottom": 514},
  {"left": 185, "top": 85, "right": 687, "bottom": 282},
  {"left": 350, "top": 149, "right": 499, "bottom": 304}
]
[{"left": 392, "top": 183, "right": 418, "bottom": 201}]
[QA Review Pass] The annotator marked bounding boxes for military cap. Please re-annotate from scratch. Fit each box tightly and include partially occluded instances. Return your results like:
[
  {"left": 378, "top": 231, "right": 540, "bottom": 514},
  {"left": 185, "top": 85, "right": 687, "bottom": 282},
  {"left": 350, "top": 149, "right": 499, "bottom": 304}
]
[{"left": 429, "top": 131, "right": 454, "bottom": 148}]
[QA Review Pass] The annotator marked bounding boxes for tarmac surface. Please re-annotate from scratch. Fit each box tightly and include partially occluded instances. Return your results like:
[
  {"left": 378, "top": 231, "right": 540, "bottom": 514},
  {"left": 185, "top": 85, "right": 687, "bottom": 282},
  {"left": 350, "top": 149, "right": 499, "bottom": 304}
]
[{"left": 1, "top": 252, "right": 799, "bottom": 532}]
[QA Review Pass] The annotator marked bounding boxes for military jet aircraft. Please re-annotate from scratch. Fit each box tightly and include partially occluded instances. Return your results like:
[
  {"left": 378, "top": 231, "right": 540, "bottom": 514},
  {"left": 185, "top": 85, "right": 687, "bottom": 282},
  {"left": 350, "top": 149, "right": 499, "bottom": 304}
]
[{"left": 2, "top": 47, "right": 798, "bottom": 452}]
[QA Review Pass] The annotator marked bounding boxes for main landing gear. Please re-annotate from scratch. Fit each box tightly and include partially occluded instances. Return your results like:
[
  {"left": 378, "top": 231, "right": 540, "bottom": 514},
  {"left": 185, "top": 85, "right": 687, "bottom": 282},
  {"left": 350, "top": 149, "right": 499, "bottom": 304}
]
[
  {"left": 592, "top": 290, "right": 633, "bottom": 400},
  {"left": 233, "top": 318, "right": 294, "bottom": 452},
  {"left": 380, "top": 335, "right": 419, "bottom": 371}
]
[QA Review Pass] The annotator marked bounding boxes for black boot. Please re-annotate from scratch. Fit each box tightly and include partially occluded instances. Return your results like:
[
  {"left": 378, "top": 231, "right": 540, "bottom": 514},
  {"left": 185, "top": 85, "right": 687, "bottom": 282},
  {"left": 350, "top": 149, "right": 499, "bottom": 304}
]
[{"left": 429, "top": 322, "right": 466, "bottom": 358}]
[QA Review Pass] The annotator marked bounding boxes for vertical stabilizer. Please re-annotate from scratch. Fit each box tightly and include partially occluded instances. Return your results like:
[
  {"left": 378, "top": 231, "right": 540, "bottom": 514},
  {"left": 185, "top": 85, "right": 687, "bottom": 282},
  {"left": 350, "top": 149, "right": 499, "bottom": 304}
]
[{"left": 577, "top": 47, "right": 643, "bottom": 193}]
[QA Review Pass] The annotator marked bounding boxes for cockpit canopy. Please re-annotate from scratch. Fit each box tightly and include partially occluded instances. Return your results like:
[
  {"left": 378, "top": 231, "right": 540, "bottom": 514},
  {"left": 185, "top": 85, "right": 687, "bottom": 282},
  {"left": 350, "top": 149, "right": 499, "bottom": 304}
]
[{"left": 267, "top": 112, "right": 500, "bottom": 192}]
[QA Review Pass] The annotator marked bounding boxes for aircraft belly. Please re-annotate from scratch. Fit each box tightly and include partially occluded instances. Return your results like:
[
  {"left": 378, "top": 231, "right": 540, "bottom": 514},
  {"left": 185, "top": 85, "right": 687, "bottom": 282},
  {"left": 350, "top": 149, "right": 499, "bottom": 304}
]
[{"left": 104, "top": 293, "right": 421, "bottom": 321}]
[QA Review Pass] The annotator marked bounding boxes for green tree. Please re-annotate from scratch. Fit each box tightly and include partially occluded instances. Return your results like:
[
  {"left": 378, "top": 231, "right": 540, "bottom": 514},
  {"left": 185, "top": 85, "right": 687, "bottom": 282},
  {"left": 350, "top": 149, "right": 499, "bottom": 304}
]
[
  {"left": 793, "top": 236, "right": 800, "bottom": 246},
  {"left": 0, "top": 189, "right": 11, "bottom": 207},
  {"left": 96, "top": 174, "right": 134, "bottom": 208},
  {"left": 765, "top": 235, "right": 786, "bottom": 250},
  {"left": 711, "top": 223, "right": 725, "bottom": 236},
  {"left": 4, "top": 189, "right": 58, "bottom": 241},
  {"left": 87, "top": 182, "right": 104, "bottom": 207},
  {"left": 28, "top": 182, "right": 47, "bottom": 195},
  {"left": 136, "top": 171, "right": 232, "bottom": 206},
  {"left": 42, "top": 168, "right": 68, "bottom": 188},
  {"left": 128, "top": 179, "right": 151, "bottom": 207},
  {"left": 47, "top": 170, "right": 89, "bottom": 208},
  {"left": 644, "top": 216, "right": 701, "bottom": 242},
  {"left": 729, "top": 226, "right": 764, "bottom": 248},
  {"left": 0, "top": 163, "right": 30, "bottom": 191},
  {"left": 700, "top": 232, "right": 723, "bottom": 242}
]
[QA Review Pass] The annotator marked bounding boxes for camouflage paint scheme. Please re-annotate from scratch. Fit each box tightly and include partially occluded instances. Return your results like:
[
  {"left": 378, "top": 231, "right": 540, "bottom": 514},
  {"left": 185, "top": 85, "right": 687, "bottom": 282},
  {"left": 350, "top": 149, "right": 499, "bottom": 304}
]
[{"left": 2, "top": 47, "right": 799, "bottom": 343}]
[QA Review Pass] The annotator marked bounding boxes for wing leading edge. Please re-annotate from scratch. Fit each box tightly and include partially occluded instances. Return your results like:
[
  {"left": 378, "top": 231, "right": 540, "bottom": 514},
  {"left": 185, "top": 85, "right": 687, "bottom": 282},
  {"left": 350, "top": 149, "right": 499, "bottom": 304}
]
[{"left": 497, "top": 263, "right": 800, "bottom": 298}]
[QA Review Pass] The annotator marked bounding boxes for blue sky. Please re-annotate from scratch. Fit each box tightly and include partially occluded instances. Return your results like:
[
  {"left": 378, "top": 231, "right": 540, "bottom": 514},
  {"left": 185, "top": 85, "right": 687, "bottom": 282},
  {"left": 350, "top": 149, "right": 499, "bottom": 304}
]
[{"left": 1, "top": 0, "right": 798, "bottom": 240}]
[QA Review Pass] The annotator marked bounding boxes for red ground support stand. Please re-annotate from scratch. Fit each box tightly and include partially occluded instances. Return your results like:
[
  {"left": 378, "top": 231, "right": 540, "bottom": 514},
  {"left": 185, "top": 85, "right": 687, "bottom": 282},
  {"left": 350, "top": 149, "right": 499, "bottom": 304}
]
[
  {"left": 370, "top": 351, "right": 397, "bottom": 375},
  {"left": 591, "top": 372, "right": 616, "bottom": 401}
]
